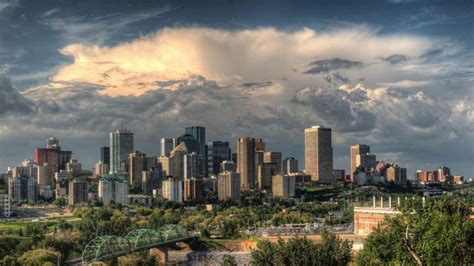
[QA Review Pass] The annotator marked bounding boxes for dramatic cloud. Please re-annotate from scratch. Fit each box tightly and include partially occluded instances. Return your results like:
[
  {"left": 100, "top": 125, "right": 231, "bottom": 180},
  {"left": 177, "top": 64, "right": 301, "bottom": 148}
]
[
  {"left": 0, "top": 75, "right": 34, "bottom": 115},
  {"left": 52, "top": 26, "right": 437, "bottom": 96}
]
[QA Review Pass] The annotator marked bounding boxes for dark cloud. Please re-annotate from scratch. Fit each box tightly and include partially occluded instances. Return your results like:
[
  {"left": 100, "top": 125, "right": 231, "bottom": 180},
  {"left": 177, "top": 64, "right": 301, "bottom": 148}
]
[
  {"left": 0, "top": 75, "right": 34, "bottom": 115},
  {"left": 304, "top": 58, "right": 362, "bottom": 74},
  {"left": 382, "top": 54, "right": 409, "bottom": 64}
]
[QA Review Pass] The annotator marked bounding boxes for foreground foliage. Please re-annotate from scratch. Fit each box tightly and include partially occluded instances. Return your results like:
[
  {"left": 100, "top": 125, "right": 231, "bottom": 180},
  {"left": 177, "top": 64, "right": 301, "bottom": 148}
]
[
  {"left": 356, "top": 197, "right": 474, "bottom": 265},
  {"left": 251, "top": 231, "right": 352, "bottom": 266}
]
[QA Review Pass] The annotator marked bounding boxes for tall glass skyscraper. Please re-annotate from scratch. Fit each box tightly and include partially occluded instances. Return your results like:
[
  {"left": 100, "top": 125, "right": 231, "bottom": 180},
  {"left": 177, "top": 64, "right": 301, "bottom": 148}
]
[
  {"left": 109, "top": 129, "right": 134, "bottom": 174},
  {"left": 207, "top": 141, "right": 231, "bottom": 175},
  {"left": 185, "top": 126, "right": 206, "bottom": 156}
]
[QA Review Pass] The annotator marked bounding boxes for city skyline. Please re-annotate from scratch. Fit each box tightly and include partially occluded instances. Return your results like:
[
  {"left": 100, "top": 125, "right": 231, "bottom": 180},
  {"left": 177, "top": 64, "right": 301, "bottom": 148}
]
[{"left": 0, "top": 0, "right": 472, "bottom": 177}]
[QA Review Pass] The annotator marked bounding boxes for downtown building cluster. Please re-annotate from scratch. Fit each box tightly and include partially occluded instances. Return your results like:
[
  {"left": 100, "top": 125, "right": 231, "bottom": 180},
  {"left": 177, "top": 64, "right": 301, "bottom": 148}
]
[{"left": 0, "top": 125, "right": 465, "bottom": 216}]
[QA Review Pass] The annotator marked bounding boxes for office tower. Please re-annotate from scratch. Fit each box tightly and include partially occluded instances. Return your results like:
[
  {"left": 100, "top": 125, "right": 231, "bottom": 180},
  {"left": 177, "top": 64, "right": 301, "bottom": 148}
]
[
  {"left": 185, "top": 126, "right": 206, "bottom": 157},
  {"left": 264, "top": 152, "right": 283, "bottom": 173},
  {"left": 220, "top": 160, "right": 236, "bottom": 173},
  {"left": 160, "top": 138, "right": 176, "bottom": 157},
  {"left": 255, "top": 150, "right": 264, "bottom": 168},
  {"left": 176, "top": 134, "right": 199, "bottom": 153},
  {"left": 272, "top": 174, "right": 295, "bottom": 199},
  {"left": 304, "top": 125, "right": 333, "bottom": 183},
  {"left": 350, "top": 144, "right": 370, "bottom": 181},
  {"left": 386, "top": 164, "right": 407, "bottom": 185},
  {"left": 237, "top": 137, "right": 256, "bottom": 190},
  {"left": 100, "top": 146, "right": 110, "bottom": 165},
  {"left": 184, "top": 178, "right": 203, "bottom": 201},
  {"left": 57, "top": 150, "right": 73, "bottom": 171},
  {"left": 128, "top": 151, "right": 146, "bottom": 188},
  {"left": 184, "top": 152, "right": 200, "bottom": 180},
  {"left": 231, "top": 152, "right": 237, "bottom": 163},
  {"left": 437, "top": 166, "right": 452, "bottom": 183},
  {"left": 255, "top": 138, "right": 265, "bottom": 152},
  {"left": 142, "top": 168, "right": 162, "bottom": 194},
  {"left": 98, "top": 175, "right": 129, "bottom": 206},
  {"left": 37, "top": 164, "right": 55, "bottom": 186},
  {"left": 68, "top": 179, "right": 89, "bottom": 205},
  {"left": 257, "top": 163, "right": 277, "bottom": 190},
  {"left": 0, "top": 195, "right": 11, "bottom": 217},
  {"left": 8, "top": 175, "right": 37, "bottom": 203},
  {"left": 283, "top": 157, "right": 298, "bottom": 174},
  {"left": 109, "top": 129, "right": 134, "bottom": 174},
  {"left": 217, "top": 171, "right": 241, "bottom": 201},
  {"left": 162, "top": 178, "right": 183, "bottom": 202},
  {"left": 47, "top": 137, "right": 59, "bottom": 149},
  {"left": 169, "top": 142, "right": 189, "bottom": 180},
  {"left": 94, "top": 162, "right": 110, "bottom": 178},
  {"left": 66, "top": 159, "right": 82, "bottom": 173},
  {"left": 34, "top": 147, "right": 58, "bottom": 170},
  {"left": 207, "top": 141, "right": 231, "bottom": 176}
]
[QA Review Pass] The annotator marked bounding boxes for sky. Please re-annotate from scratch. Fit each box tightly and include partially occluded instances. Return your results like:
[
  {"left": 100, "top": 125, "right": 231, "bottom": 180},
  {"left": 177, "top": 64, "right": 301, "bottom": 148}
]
[{"left": 0, "top": 0, "right": 472, "bottom": 178}]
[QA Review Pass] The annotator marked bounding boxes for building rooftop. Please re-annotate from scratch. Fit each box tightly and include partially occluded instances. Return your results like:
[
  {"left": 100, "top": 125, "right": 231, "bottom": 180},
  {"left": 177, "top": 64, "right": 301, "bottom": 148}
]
[{"left": 100, "top": 174, "right": 127, "bottom": 182}]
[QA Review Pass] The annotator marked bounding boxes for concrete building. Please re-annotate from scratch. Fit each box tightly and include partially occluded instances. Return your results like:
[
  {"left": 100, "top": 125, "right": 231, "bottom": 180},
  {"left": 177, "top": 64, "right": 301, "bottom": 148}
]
[
  {"left": 184, "top": 178, "right": 203, "bottom": 201},
  {"left": 9, "top": 175, "right": 37, "bottom": 203},
  {"left": 207, "top": 141, "right": 231, "bottom": 175},
  {"left": 109, "top": 129, "right": 134, "bottom": 174},
  {"left": 386, "top": 164, "right": 407, "bottom": 185},
  {"left": 158, "top": 156, "right": 172, "bottom": 176},
  {"left": 257, "top": 162, "right": 277, "bottom": 190},
  {"left": 160, "top": 138, "right": 176, "bottom": 157},
  {"left": 68, "top": 179, "right": 89, "bottom": 205},
  {"left": 217, "top": 171, "right": 241, "bottom": 201},
  {"left": 169, "top": 142, "right": 190, "bottom": 180},
  {"left": 288, "top": 172, "right": 312, "bottom": 184},
  {"left": 37, "top": 164, "right": 55, "bottom": 186},
  {"left": 272, "top": 174, "right": 295, "bottom": 199},
  {"left": 94, "top": 162, "right": 110, "bottom": 178},
  {"left": 237, "top": 137, "right": 256, "bottom": 190},
  {"left": 304, "top": 126, "right": 333, "bottom": 183},
  {"left": 283, "top": 157, "right": 298, "bottom": 174},
  {"left": 263, "top": 152, "right": 283, "bottom": 173},
  {"left": 350, "top": 144, "right": 370, "bottom": 181},
  {"left": 66, "top": 159, "right": 82, "bottom": 173},
  {"left": 0, "top": 195, "right": 11, "bottom": 217},
  {"left": 142, "top": 168, "right": 163, "bottom": 195},
  {"left": 34, "top": 147, "right": 58, "bottom": 170},
  {"left": 162, "top": 178, "right": 183, "bottom": 202},
  {"left": 354, "top": 200, "right": 401, "bottom": 236},
  {"left": 98, "top": 175, "right": 129, "bottom": 206},
  {"left": 129, "top": 151, "right": 146, "bottom": 188}
]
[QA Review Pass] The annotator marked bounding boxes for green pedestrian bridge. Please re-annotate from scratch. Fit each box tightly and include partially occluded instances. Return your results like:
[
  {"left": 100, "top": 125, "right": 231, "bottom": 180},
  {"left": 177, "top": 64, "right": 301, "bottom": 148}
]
[{"left": 77, "top": 224, "right": 194, "bottom": 263}]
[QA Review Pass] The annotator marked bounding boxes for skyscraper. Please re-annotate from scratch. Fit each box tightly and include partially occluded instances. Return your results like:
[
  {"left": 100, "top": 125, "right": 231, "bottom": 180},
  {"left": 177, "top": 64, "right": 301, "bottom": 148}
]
[
  {"left": 257, "top": 162, "right": 277, "bottom": 190},
  {"left": 129, "top": 151, "right": 146, "bottom": 188},
  {"left": 100, "top": 146, "right": 110, "bottom": 165},
  {"left": 68, "top": 179, "right": 89, "bottom": 206},
  {"left": 237, "top": 137, "right": 256, "bottom": 190},
  {"left": 217, "top": 171, "right": 241, "bottom": 201},
  {"left": 185, "top": 126, "right": 206, "bottom": 156},
  {"left": 109, "top": 129, "right": 134, "bottom": 174},
  {"left": 207, "top": 141, "right": 231, "bottom": 175},
  {"left": 283, "top": 157, "right": 298, "bottom": 174},
  {"left": 350, "top": 144, "right": 371, "bottom": 181},
  {"left": 264, "top": 152, "right": 283, "bottom": 173},
  {"left": 304, "top": 125, "right": 333, "bottom": 183},
  {"left": 160, "top": 138, "right": 176, "bottom": 157},
  {"left": 162, "top": 178, "right": 183, "bottom": 202},
  {"left": 183, "top": 179, "right": 203, "bottom": 201},
  {"left": 272, "top": 174, "right": 295, "bottom": 199},
  {"left": 184, "top": 152, "right": 200, "bottom": 180}
]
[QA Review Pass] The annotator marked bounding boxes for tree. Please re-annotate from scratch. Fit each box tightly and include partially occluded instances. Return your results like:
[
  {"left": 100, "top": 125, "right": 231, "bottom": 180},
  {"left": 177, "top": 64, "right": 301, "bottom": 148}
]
[
  {"left": 53, "top": 197, "right": 66, "bottom": 208},
  {"left": 17, "top": 249, "right": 58, "bottom": 266},
  {"left": 251, "top": 232, "right": 352, "bottom": 265},
  {"left": 222, "top": 254, "right": 237, "bottom": 266},
  {"left": 356, "top": 197, "right": 474, "bottom": 265}
]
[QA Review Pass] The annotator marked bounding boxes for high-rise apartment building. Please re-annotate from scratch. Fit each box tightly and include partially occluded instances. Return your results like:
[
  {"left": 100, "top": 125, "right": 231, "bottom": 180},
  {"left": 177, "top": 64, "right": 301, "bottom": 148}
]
[
  {"left": 207, "top": 141, "right": 231, "bottom": 175},
  {"left": 109, "top": 129, "right": 134, "bottom": 174},
  {"left": 217, "top": 171, "right": 241, "bottom": 201},
  {"left": 100, "top": 146, "right": 110, "bottom": 165},
  {"left": 264, "top": 152, "right": 282, "bottom": 173},
  {"left": 272, "top": 174, "right": 295, "bottom": 199},
  {"left": 37, "top": 164, "right": 55, "bottom": 186},
  {"left": 8, "top": 175, "right": 37, "bottom": 203},
  {"left": 98, "top": 175, "right": 128, "bottom": 206},
  {"left": 160, "top": 138, "right": 176, "bottom": 157},
  {"left": 183, "top": 178, "right": 203, "bottom": 201},
  {"left": 350, "top": 144, "right": 370, "bottom": 181},
  {"left": 162, "top": 178, "right": 183, "bottom": 202},
  {"left": 304, "top": 126, "right": 333, "bottom": 183},
  {"left": 237, "top": 137, "right": 256, "bottom": 190},
  {"left": 128, "top": 151, "right": 146, "bottom": 188},
  {"left": 68, "top": 179, "right": 89, "bottom": 205},
  {"left": 283, "top": 157, "right": 298, "bottom": 174}
]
